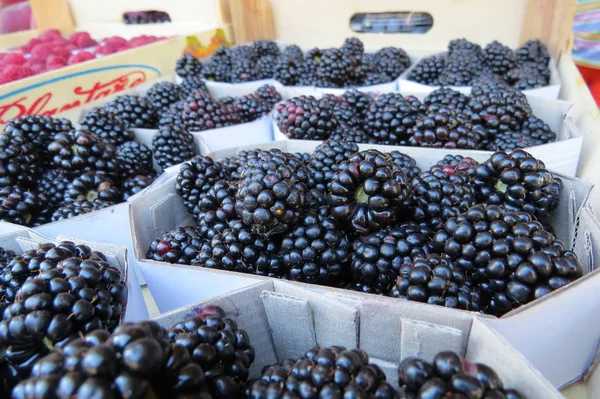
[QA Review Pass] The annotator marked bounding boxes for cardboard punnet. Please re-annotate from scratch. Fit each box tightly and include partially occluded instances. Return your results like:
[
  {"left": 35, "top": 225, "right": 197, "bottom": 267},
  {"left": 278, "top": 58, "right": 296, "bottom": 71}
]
[{"left": 153, "top": 279, "right": 563, "bottom": 398}]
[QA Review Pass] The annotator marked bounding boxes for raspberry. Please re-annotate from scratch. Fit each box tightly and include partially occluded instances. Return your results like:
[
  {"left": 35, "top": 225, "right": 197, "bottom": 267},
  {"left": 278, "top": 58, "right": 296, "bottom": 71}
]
[
  {"left": 103, "top": 36, "right": 129, "bottom": 48},
  {"left": 20, "top": 38, "right": 41, "bottom": 53},
  {"left": 51, "top": 47, "right": 72, "bottom": 60},
  {"left": 46, "top": 55, "right": 67, "bottom": 71},
  {"left": 25, "top": 62, "right": 46, "bottom": 75},
  {"left": 128, "top": 35, "right": 161, "bottom": 48},
  {"left": 68, "top": 51, "right": 95, "bottom": 65},
  {"left": 30, "top": 43, "right": 54, "bottom": 60},
  {"left": 2, "top": 53, "right": 26, "bottom": 66},
  {"left": 69, "top": 31, "right": 98, "bottom": 48},
  {"left": 94, "top": 43, "right": 119, "bottom": 55},
  {"left": 39, "top": 29, "right": 63, "bottom": 42},
  {"left": 49, "top": 38, "right": 70, "bottom": 48},
  {"left": 0, "top": 65, "right": 34, "bottom": 84}
]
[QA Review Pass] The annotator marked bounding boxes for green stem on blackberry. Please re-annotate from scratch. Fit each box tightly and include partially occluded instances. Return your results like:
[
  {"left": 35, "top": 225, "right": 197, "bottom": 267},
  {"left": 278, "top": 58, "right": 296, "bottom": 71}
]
[
  {"left": 86, "top": 190, "right": 98, "bottom": 202},
  {"left": 356, "top": 186, "right": 369, "bottom": 203},
  {"left": 42, "top": 337, "right": 53, "bottom": 351},
  {"left": 495, "top": 181, "right": 508, "bottom": 193}
]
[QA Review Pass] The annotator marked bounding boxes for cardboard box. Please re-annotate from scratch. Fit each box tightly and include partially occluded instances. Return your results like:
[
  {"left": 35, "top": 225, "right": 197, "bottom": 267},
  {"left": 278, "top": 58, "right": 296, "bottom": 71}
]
[{"left": 153, "top": 279, "right": 563, "bottom": 398}]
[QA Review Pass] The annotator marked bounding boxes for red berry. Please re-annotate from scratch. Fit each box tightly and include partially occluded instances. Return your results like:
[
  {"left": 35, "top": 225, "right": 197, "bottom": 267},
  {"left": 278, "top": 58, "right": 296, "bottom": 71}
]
[
  {"left": 68, "top": 51, "right": 95, "bottom": 65},
  {"left": 155, "top": 240, "right": 172, "bottom": 256},
  {"left": 69, "top": 31, "right": 97, "bottom": 48},
  {"left": 2, "top": 52, "right": 26, "bottom": 66},
  {"left": 31, "top": 43, "right": 54, "bottom": 60},
  {"left": 196, "top": 305, "right": 226, "bottom": 320},
  {"left": 39, "top": 29, "right": 63, "bottom": 42},
  {"left": 0, "top": 65, "right": 34, "bottom": 84}
]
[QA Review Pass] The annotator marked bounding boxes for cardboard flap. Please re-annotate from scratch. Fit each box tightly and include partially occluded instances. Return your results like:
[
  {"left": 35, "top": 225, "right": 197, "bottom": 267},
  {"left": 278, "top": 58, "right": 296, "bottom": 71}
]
[
  {"left": 261, "top": 290, "right": 317, "bottom": 361},
  {"left": 150, "top": 193, "right": 188, "bottom": 238},
  {"left": 400, "top": 319, "right": 464, "bottom": 362}
]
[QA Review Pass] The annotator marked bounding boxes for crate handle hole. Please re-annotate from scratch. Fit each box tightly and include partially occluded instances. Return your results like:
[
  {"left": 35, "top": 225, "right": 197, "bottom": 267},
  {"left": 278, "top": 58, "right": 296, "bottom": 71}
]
[
  {"left": 123, "top": 10, "right": 172, "bottom": 25},
  {"left": 350, "top": 12, "right": 433, "bottom": 34}
]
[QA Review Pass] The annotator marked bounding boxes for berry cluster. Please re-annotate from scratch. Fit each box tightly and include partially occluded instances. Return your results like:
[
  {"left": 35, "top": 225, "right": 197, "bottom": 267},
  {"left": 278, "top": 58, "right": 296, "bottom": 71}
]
[
  {"left": 124, "top": 10, "right": 171, "bottom": 24},
  {"left": 147, "top": 145, "right": 579, "bottom": 316},
  {"left": 409, "top": 38, "right": 551, "bottom": 90},
  {"left": 275, "top": 87, "right": 556, "bottom": 151},
  {"left": 175, "top": 37, "right": 411, "bottom": 88}
]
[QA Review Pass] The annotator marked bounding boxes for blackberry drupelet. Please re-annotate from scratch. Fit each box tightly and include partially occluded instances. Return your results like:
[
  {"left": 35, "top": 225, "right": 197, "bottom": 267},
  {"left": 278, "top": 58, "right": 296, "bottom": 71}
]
[
  {"left": 146, "top": 226, "right": 209, "bottom": 264},
  {"left": 351, "top": 222, "right": 432, "bottom": 292},
  {"left": 0, "top": 134, "right": 40, "bottom": 188},
  {"left": 105, "top": 95, "right": 157, "bottom": 129},
  {"left": 432, "top": 204, "right": 582, "bottom": 316},
  {"left": 410, "top": 105, "right": 482, "bottom": 149},
  {"left": 116, "top": 140, "right": 154, "bottom": 178},
  {"left": 175, "top": 53, "right": 203, "bottom": 78},
  {"left": 292, "top": 152, "right": 311, "bottom": 163},
  {"left": 247, "top": 346, "right": 397, "bottom": 398},
  {"left": 175, "top": 155, "right": 227, "bottom": 215},
  {"left": 316, "top": 48, "right": 358, "bottom": 87},
  {"left": 373, "top": 46, "right": 411, "bottom": 79},
  {"left": 274, "top": 95, "right": 338, "bottom": 140},
  {"left": 341, "top": 89, "right": 373, "bottom": 119},
  {"left": 364, "top": 93, "right": 420, "bottom": 145},
  {"left": 483, "top": 40, "right": 516, "bottom": 75},
  {"left": 51, "top": 200, "right": 112, "bottom": 221},
  {"left": 307, "top": 140, "right": 359, "bottom": 192},
  {"left": 3, "top": 115, "right": 72, "bottom": 154},
  {"left": 327, "top": 149, "right": 411, "bottom": 234},
  {"left": 516, "top": 39, "right": 550, "bottom": 66},
  {"left": 152, "top": 125, "right": 197, "bottom": 171},
  {"left": 398, "top": 351, "right": 525, "bottom": 398},
  {"left": 388, "top": 151, "right": 421, "bottom": 181},
  {"left": 233, "top": 94, "right": 271, "bottom": 123},
  {"left": 145, "top": 81, "right": 184, "bottom": 114},
  {"left": 469, "top": 149, "right": 561, "bottom": 218},
  {"left": 341, "top": 37, "right": 365, "bottom": 58},
  {"left": 252, "top": 40, "right": 281, "bottom": 58},
  {"left": 424, "top": 87, "right": 469, "bottom": 111},
  {"left": 255, "top": 84, "right": 282, "bottom": 107},
  {"left": 0, "top": 186, "right": 40, "bottom": 226},
  {"left": 63, "top": 172, "right": 121, "bottom": 204},
  {"left": 80, "top": 107, "right": 134, "bottom": 146},
  {"left": 390, "top": 254, "right": 481, "bottom": 311},
  {"left": 180, "top": 75, "right": 209, "bottom": 96},
  {"left": 408, "top": 55, "right": 446, "bottom": 85},
  {"left": 122, "top": 174, "right": 156, "bottom": 200},
  {"left": 181, "top": 92, "right": 241, "bottom": 131},
  {"left": 35, "top": 169, "right": 70, "bottom": 208},
  {"left": 280, "top": 209, "right": 350, "bottom": 286}
]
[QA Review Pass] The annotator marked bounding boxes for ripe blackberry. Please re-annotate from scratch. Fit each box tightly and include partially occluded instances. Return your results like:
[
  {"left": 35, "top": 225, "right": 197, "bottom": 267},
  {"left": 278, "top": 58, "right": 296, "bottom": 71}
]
[
  {"left": 0, "top": 243, "right": 126, "bottom": 379},
  {"left": 341, "top": 89, "right": 373, "bottom": 119},
  {"left": 470, "top": 76, "right": 511, "bottom": 97},
  {"left": 296, "top": 49, "right": 321, "bottom": 86},
  {"left": 373, "top": 46, "right": 411, "bottom": 79},
  {"left": 437, "top": 56, "right": 476, "bottom": 86},
  {"left": 145, "top": 81, "right": 184, "bottom": 114},
  {"left": 508, "top": 62, "right": 551, "bottom": 90},
  {"left": 358, "top": 53, "right": 387, "bottom": 86},
  {"left": 64, "top": 171, "right": 121, "bottom": 204},
  {"left": 181, "top": 92, "right": 240, "bottom": 131},
  {"left": 13, "top": 320, "right": 215, "bottom": 399},
  {"left": 175, "top": 53, "right": 203, "bottom": 78},
  {"left": 282, "top": 44, "right": 304, "bottom": 61},
  {"left": 3, "top": 115, "right": 72, "bottom": 154},
  {"left": 0, "top": 186, "right": 40, "bottom": 226},
  {"left": 410, "top": 106, "right": 482, "bottom": 149},
  {"left": 483, "top": 40, "right": 516, "bottom": 75},
  {"left": 247, "top": 346, "right": 397, "bottom": 398},
  {"left": 203, "top": 46, "right": 232, "bottom": 82},
  {"left": 252, "top": 40, "right": 281, "bottom": 58},
  {"left": 116, "top": 140, "right": 153, "bottom": 178},
  {"left": 433, "top": 154, "right": 479, "bottom": 171},
  {"left": 388, "top": 151, "right": 421, "bottom": 181},
  {"left": 327, "top": 149, "right": 411, "bottom": 234},
  {"left": 432, "top": 204, "right": 582, "bottom": 316},
  {"left": 274, "top": 95, "right": 338, "bottom": 140},
  {"left": 467, "top": 90, "right": 532, "bottom": 137},
  {"left": 0, "top": 134, "right": 40, "bottom": 188},
  {"left": 232, "top": 44, "right": 255, "bottom": 60},
  {"left": 274, "top": 57, "right": 303, "bottom": 85},
  {"left": 122, "top": 174, "right": 155, "bottom": 200},
  {"left": 424, "top": 87, "right": 468, "bottom": 111},
  {"left": 364, "top": 93, "right": 420, "bottom": 145},
  {"left": 194, "top": 219, "right": 283, "bottom": 276},
  {"left": 490, "top": 130, "right": 546, "bottom": 151},
  {"left": 255, "top": 84, "right": 282, "bottom": 107},
  {"left": 51, "top": 200, "right": 112, "bottom": 221},
  {"left": 35, "top": 169, "right": 69, "bottom": 208},
  {"left": 292, "top": 152, "right": 311, "bottom": 163},
  {"left": 255, "top": 55, "right": 277, "bottom": 79},
  {"left": 105, "top": 95, "right": 157, "bottom": 129},
  {"left": 169, "top": 310, "right": 255, "bottom": 396},
  {"left": 520, "top": 115, "right": 556, "bottom": 144},
  {"left": 175, "top": 155, "right": 226, "bottom": 215},
  {"left": 180, "top": 75, "right": 209, "bottom": 96},
  {"left": 152, "top": 125, "right": 197, "bottom": 171},
  {"left": 351, "top": 222, "right": 432, "bottom": 291},
  {"left": 147, "top": 226, "right": 208, "bottom": 264},
  {"left": 408, "top": 55, "right": 446, "bottom": 85},
  {"left": 281, "top": 209, "right": 350, "bottom": 286},
  {"left": 233, "top": 93, "right": 271, "bottom": 123},
  {"left": 398, "top": 351, "right": 526, "bottom": 398},
  {"left": 240, "top": 149, "right": 310, "bottom": 186},
  {"left": 341, "top": 37, "right": 365, "bottom": 58},
  {"left": 80, "top": 107, "right": 134, "bottom": 146},
  {"left": 329, "top": 125, "right": 372, "bottom": 143},
  {"left": 316, "top": 48, "right": 358, "bottom": 87},
  {"left": 320, "top": 93, "right": 361, "bottom": 127},
  {"left": 390, "top": 254, "right": 480, "bottom": 310},
  {"left": 307, "top": 140, "right": 359, "bottom": 192},
  {"left": 231, "top": 57, "right": 257, "bottom": 83},
  {"left": 516, "top": 39, "right": 550, "bottom": 66},
  {"left": 193, "top": 181, "right": 238, "bottom": 236},
  {"left": 448, "top": 38, "right": 482, "bottom": 53}
]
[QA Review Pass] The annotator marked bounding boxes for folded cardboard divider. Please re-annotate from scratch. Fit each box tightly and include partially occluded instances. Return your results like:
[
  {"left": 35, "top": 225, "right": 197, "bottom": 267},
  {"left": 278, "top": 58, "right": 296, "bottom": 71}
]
[{"left": 153, "top": 279, "right": 563, "bottom": 398}]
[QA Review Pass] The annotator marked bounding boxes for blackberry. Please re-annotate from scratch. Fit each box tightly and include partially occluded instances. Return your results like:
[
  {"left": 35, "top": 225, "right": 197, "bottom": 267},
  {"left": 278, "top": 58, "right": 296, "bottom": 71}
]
[
  {"left": 520, "top": 115, "right": 556, "bottom": 144},
  {"left": 157, "top": 106, "right": 185, "bottom": 129},
  {"left": 152, "top": 125, "right": 197, "bottom": 171},
  {"left": 410, "top": 105, "right": 482, "bottom": 149},
  {"left": 296, "top": 49, "right": 321, "bottom": 86},
  {"left": 351, "top": 222, "right": 432, "bottom": 291},
  {"left": 470, "top": 76, "right": 511, "bottom": 97},
  {"left": 80, "top": 108, "right": 134, "bottom": 146},
  {"left": 274, "top": 95, "right": 338, "bottom": 140},
  {"left": 105, "top": 95, "right": 157, "bottom": 129},
  {"left": 469, "top": 150, "right": 561, "bottom": 219},
  {"left": 438, "top": 56, "right": 476, "bottom": 86},
  {"left": 116, "top": 140, "right": 153, "bottom": 178},
  {"left": 233, "top": 94, "right": 271, "bottom": 123},
  {"left": 218, "top": 96, "right": 237, "bottom": 115},
  {"left": 432, "top": 204, "right": 582, "bottom": 316},
  {"left": 388, "top": 151, "right": 421, "bottom": 180},
  {"left": 341, "top": 37, "right": 365, "bottom": 58},
  {"left": 448, "top": 38, "right": 482, "bottom": 53},
  {"left": 51, "top": 200, "right": 112, "bottom": 221},
  {"left": 433, "top": 154, "right": 479, "bottom": 172},
  {"left": 358, "top": 53, "right": 388, "bottom": 86},
  {"left": 231, "top": 57, "right": 257, "bottom": 82},
  {"left": 35, "top": 170, "right": 69, "bottom": 208},
  {"left": 255, "top": 84, "right": 282, "bottom": 107},
  {"left": 0, "top": 243, "right": 126, "bottom": 379},
  {"left": 194, "top": 219, "right": 283, "bottom": 276},
  {"left": 175, "top": 53, "right": 203, "bottom": 78},
  {"left": 424, "top": 87, "right": 468, "bottom": 111},
  {"left": 252, "top": 40, "right": 281, "bottom": 58},
  {"left": 316, "top": 48, "right": 357, "bottom": 87},
  {"left": 329, "top": 125, "right": 372, "bottom": 143},
  {"left": 47, "top": 129, "right": 119, "bottom": 177},
  {"left": 274, "top": 57, "right": 303, "bottom": 85},
  {"left": 3, "top": 115, "right": 72, "bottom": 154},
  {"left": 408, "top": 55, "right": 446, "bottom": 85},
  {"left": 193, "top": 180, "right": 237, "bottom": 233},
  {"left": 169, "top": 310, "right": 255, "bottom": 396},
  {"left": 282, "top": 44, "right": 304, "bottom": 61},
  {"left": 490, "top": 130, "right": 546, "bottom": 151},
  {"left": 483, "top": 40, "right": 516, "bottom": 75},
  {"left": 0, "top": 134, "right": 40, "bottom": 188},
  {"left": 146, "top": 226, "right": 208, "bottom": 264},
  {"left": 181, "top": 92, "right": 240, "bottom": 131},
  {"left": 341, "top": 89, "right": 373, "bottom": 119},
  {"left": 175, "top": 155, "right": 226, "bottom": 215},
  {"left": 204, "top": 46, "right": 232, "bottom": 82},
  {"left": 239, "top": 148, "right": 310, "bottom": 186},
  {"left": 516, "top": 39, "right": 550, "bottom": 66},
  {"left": 327, "top": 149, "right": 411, "bottom": 234},
  {"left": 247, "top": 346, "right": 397, "bottom": 398},
  {"left": 508, "top": 62, "right": 551, "bottom": 90},
  {"left": 280, "top": 209, "right": 350, "bottom": 286},
  {"left": 307, "top": 140, "right": 359, "bottom": 192},
  {"left": 180, "top": 75, "right": 209, "bottom": 96},
  {"left": 122, "top": 174, "right": 155, "bottom": 200},
  {"left": 320, "top": 93, "right": 361, "bottom": 127},
  {"left": 255, "top": 55, "right": 277, "bottom": 79},
  {"left": 64, "top": 172, "right": 121, "bottom": 204},
  {"left": 364, "top": 93, "right": 420, "bottom": 145},
  {"left": 390, "top": 254, "right": 480, "bottom": 310},
  {"left": 145, "top": 81, "right": 184, "bottom": 114},
  {"left": 398, "top": 351, "right": 525, "bottom": 398},
  {"left": 13, "top": 320, "right": 214, "bottom": 399},
  {"left": 467, "top": 90, "right": 532, "bottom": 137},
  {"left": 0, "top": 186, "right": 40, "bottom": 226},
  {"left": 373, "top": 47, "right": 411, "bottom": 79}
]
